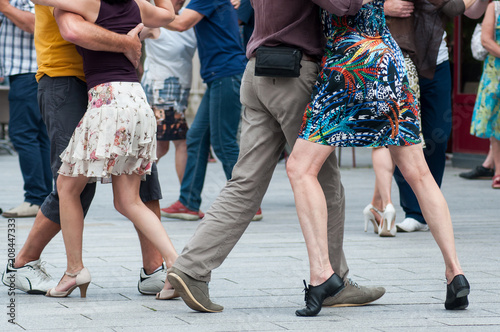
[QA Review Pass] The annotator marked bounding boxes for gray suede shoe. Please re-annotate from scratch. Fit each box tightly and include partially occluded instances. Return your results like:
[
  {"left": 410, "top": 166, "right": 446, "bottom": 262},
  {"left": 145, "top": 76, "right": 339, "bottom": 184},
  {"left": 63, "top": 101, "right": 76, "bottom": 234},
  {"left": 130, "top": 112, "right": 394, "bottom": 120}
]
[
  {"left": 167, "top": 267, "right": 223, "bottom": 313},
  {"left": 322, "top": 278, "right": 385, "bottom": 307}
]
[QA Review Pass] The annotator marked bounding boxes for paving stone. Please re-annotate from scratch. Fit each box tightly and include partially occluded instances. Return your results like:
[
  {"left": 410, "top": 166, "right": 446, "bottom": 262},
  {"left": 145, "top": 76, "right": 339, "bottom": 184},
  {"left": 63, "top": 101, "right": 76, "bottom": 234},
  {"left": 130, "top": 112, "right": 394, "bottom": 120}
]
[{"left": 1, "top": 148, "right": 499, "bottom": 331}]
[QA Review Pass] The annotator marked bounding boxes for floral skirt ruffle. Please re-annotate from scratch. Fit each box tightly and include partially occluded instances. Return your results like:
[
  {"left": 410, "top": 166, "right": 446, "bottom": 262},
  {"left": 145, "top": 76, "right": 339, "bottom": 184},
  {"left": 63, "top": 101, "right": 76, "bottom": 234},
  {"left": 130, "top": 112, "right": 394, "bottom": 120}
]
[{"left": 58, "top": 82, "right": 157, "bottom": 182}]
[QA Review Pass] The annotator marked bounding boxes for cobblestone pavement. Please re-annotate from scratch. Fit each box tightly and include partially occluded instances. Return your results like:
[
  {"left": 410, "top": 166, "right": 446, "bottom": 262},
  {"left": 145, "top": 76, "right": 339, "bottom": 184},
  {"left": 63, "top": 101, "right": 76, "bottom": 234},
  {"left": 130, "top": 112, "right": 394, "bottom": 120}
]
[{"left": 1, "top": 148, "right": 499, "bottom": 331}]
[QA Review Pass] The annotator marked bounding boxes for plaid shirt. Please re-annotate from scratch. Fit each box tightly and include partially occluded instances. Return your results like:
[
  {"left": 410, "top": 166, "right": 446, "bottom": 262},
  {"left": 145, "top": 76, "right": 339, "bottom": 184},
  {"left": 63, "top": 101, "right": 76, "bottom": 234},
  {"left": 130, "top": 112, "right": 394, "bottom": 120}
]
[{"left": 0, "top": 0, "right": 37, "bottom": 77}]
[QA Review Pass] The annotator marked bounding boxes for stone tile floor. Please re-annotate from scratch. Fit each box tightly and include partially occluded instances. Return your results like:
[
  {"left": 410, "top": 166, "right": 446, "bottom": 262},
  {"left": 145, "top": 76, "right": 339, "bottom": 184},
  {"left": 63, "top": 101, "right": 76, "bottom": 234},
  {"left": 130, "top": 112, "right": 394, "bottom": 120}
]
[{"left": 1, "top": 148, "right": 499, "bottom": 331}]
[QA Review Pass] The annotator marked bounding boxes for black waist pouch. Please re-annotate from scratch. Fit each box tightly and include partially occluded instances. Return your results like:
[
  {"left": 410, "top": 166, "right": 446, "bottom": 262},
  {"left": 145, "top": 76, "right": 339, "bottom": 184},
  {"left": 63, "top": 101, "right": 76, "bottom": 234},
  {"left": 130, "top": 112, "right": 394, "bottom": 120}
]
[{"left": 255, "top": 46, "right": 303, "bottom": 77}]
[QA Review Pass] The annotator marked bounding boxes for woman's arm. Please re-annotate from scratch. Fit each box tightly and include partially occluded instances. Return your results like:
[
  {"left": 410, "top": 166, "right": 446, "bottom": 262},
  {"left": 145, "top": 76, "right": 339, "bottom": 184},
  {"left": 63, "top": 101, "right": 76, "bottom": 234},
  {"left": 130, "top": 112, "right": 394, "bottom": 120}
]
[
  {"left": 135, "top": 0, "right": 175, "bottom": 28},
  {"left": 481, "top": 2, "right": 500, "bottom": 58},
  {"left": 54, "top": 9, "right": 144, "bottom": 67},
  {"left": 30, "top": 0, "right": 99, "bottom": 22}
]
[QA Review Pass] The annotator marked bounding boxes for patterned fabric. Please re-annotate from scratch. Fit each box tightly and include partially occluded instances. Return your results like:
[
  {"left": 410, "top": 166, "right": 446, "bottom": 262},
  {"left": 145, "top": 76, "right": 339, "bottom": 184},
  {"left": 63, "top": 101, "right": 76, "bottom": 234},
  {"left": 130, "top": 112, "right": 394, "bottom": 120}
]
[
  {"left": 0, "top": 0, "right": 37, "bottom": 76},
  {"left": 58, "top": 82, "right": 157, "bottom": 182},
  {"left": 470, "top": 3, "right": 500, "bottom": 140},
  {"left": 299, "top": 0, "right": 421, "bottom": 147},
  {"left": 152, "top": 105, "right": 189, "bottom": 141}
]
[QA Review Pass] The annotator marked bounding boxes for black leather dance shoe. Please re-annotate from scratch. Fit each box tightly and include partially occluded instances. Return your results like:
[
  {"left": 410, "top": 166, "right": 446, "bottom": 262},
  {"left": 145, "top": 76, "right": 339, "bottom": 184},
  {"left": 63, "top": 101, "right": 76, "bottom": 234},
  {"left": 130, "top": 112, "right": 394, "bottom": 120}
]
[
  {"left": 295, "top": 273, "right": 345, "bottom": 316},
  {"left": 445, "top": 274, "right": 470, "bottom": 310}
]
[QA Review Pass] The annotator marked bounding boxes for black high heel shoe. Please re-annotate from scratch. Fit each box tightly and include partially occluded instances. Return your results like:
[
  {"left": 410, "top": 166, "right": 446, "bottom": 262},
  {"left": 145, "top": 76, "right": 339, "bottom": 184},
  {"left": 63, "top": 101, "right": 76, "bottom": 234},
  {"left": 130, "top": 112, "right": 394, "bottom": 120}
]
[
  {"left": 295, "top": 273, "right": 345, "bottom": 316},
  {"left": 445, "top": 274, "right": 470, "bottom": 310}
]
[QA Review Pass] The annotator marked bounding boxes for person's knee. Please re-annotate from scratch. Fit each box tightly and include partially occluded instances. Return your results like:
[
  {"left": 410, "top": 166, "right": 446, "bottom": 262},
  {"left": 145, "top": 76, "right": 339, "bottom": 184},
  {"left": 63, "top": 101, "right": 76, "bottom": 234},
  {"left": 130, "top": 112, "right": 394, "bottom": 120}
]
[
  {"left": 113, "top": 194, "right": 137, "bottom": 217},
  {"left": 56, "top": 176, "right": 69, "bottom": 196},
  {"left": 286, "top": 155, "right": 302, "bottom": 183},
  {"left": 400, "top": 163, "right": 431, "bottom": 187},
  {"left": 113, "top": 194, "right": 128, "bottom": 216}
]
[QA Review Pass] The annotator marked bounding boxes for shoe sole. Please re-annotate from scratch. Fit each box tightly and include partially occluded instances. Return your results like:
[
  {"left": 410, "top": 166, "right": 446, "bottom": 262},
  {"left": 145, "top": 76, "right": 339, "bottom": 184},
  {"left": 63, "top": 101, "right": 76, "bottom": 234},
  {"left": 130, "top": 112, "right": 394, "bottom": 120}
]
[
  {"left": 167, "top": 273, "right": 222, "bottom": 313},
  {"left": 395, "top": 226, "right": 429, "bottom": 232},
  {"left": 160, "top": 212, "right": 200, "bottom": 221},
  {"left": 2, "top": 213, "right": 37, "bottom": 218},
  {"left": 26, "top": 289, "right": 47, "bottom": 295},
  {"left": 324, "top": 291, "right": 385, "bottom": 307},
  {"left": 327, "top": 298, "right": 379, "bottom": 307},
  {"left": 459, "top": 176, "right": 492, "bottom": 180},
  {"left": 137, "top": 283, "right": 161, "bottom": 295},
  {"left": 251, "top": 215, "right": 263, "bottom": 221}
]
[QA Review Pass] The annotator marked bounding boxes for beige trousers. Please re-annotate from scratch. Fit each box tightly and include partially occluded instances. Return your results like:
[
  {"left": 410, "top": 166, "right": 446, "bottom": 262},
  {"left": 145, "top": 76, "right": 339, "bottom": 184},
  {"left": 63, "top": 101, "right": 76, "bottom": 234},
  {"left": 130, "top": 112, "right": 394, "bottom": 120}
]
[{"left": 173, "top": 58, "right": 349, "bottom": 282}]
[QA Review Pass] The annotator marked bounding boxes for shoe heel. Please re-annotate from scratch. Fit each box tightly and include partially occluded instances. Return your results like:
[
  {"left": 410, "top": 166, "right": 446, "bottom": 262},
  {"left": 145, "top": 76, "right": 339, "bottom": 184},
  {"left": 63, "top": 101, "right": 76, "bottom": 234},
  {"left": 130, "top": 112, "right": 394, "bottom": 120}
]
[
  {"left": 78, "top": 282, "right": 90, "bottom": 298},
  {"left": 379, "top": 204, "right": 396, "bottom": 237},
  {"left": 363, "top": 204, "right": 379, "bottom": 234}
]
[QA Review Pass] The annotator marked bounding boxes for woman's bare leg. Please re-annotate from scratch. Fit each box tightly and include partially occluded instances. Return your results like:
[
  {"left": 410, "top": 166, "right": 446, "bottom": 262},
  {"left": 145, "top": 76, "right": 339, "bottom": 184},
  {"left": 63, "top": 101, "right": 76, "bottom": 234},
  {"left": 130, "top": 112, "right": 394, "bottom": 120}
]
[
  {"left": 286, "top": 139, "right": 336, "bottom": 286},
  {"left": 389, "top": 144, "right": 463, "bottom": 283},
  {"left": 371, "top": 147, "right": 395, "bottom": 210},
  {"left": 483, "top": 140, "right": 494, "bottom": 170},
  {"left": 54, "top": 175, "right": 89, "bottom": 291},
  {"left": 490, "top": 137, "right": 500, "bottom": 177},
  {"left": 173, "top": 139, "right": 187, "bottom": 183},
  {"left": 112, "top": 174, "right": 178, "bottom": 290}
]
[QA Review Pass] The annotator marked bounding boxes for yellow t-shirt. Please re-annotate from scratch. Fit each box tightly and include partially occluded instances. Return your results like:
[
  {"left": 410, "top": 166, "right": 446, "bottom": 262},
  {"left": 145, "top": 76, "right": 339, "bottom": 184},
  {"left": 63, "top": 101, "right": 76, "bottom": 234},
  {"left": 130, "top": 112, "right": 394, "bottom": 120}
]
[{"left": 34, "top": 5, "right": 85, "bottom": 82}]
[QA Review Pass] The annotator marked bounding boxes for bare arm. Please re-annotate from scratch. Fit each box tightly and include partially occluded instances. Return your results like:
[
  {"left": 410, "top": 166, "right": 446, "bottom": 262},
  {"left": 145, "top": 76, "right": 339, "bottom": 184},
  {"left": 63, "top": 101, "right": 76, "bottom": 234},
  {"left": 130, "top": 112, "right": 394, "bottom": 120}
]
[
  {"left": 384, "top": 0, "right": 414, "bottom": 18},
  {"left": 481, "top": 2, "right": 500, "bottom": 58},
  {"left": 164, "top": 8, "right": 203, "bottom": 32},
  {"left": 31, "top": 0, "right": 99, "bottom": 21},
  {"left": 437, "top": 0, "right": 483, "bottom": 18},
  {"left": 54, "top": 9, "right": 144, "bottom": 67},
  {"left": 140, "top": 27, "right": 160, "bottom": 41},
  {"left": 135, "top": 0, "right": 175, "bottom": 28},
  {"left": 0, "top": 0, "right": 35, "bottom": 33},
  {"left": 464, "top": 0, "right": 488, "bottom": 19}
]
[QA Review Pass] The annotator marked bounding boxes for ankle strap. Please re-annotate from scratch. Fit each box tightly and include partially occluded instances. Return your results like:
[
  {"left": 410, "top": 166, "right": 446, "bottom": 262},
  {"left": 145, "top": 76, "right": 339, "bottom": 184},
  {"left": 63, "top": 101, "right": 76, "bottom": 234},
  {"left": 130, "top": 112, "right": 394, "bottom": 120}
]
[{"left": 65, "top": 270, "right": 79, "bottom": 277}]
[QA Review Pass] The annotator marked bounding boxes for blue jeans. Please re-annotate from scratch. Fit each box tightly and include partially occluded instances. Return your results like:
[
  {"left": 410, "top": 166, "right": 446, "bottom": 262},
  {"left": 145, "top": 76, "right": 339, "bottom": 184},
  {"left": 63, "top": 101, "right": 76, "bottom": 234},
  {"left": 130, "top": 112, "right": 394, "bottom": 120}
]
[
  {"left": 8, "top": 73, "right": 52, "bottom": 206},
  {"left": 394, "top": 61, "right": 452, "bottom": 224},
  {"left": 179, "top": 74, "right": 242, "bottom": 211}
]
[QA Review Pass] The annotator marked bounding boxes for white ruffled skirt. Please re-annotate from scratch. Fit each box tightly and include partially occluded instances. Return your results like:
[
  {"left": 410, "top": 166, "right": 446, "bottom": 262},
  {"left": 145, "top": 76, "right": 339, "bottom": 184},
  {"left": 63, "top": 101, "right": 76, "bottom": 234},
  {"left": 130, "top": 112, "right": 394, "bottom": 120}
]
[{"left": 58, "top": 82, "right": 157, "bottom": 182}]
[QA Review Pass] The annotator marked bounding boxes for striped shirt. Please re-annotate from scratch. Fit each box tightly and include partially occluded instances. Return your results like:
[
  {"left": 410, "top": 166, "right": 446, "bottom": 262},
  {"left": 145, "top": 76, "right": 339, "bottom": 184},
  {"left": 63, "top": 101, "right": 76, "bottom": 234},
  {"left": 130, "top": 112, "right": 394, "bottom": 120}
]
[{"left": 0, "top": 0, "right": 37, "bottom": 77}]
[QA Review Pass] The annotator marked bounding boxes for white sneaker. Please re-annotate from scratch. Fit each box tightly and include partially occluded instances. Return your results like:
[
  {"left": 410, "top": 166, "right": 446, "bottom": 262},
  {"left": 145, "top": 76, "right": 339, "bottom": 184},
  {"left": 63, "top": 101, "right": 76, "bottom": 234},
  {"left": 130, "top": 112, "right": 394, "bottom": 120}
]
[
  {"left": 2, "top": 259, "right": 53, "bottom": 294},
  {"left": 2, "top": 202, "right": 40, "bottom": 218},
  {"left": 396, "top": 217, "right": 429, "bottom": 232},
  {"left": 137, "top": 263, "right": 166, "bottom": 295}
]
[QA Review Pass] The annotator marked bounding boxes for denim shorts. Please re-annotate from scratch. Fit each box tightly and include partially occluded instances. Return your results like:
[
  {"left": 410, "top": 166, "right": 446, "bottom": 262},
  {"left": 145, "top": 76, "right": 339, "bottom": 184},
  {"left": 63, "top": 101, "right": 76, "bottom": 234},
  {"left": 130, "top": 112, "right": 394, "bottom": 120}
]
[{"left": 38, "top": 76, "right": 161, "bottom": 224}]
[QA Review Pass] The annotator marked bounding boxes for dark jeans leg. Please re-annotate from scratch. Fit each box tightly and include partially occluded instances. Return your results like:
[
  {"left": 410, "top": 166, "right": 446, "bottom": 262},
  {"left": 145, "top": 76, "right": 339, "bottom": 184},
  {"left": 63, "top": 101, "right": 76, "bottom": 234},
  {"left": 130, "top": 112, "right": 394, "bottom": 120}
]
[{"left": 8, "top": 73, "right": 52, "bottom": 206}]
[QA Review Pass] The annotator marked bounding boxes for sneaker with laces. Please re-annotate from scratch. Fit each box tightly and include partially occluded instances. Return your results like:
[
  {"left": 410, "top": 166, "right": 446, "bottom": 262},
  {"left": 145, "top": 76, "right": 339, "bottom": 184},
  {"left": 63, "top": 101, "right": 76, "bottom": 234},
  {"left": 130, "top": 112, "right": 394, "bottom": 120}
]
[
  {"left": 396, "top": 217, "right": 429, "bottom": 232},
  {"left": 137, "top": 263, "right": 167, "bottom": 295},
  {"left": 459, "top": 165, "right": 494, "bottom": 180},
  {"left": 160, "top": 200, "right": 202, "bottom": 221},
  {"left": 322, "top": 278, "right": 385, "bottom": 307},
  {"left": 2, "top": 202, "right": 40, "bottom": 218},
  {"left": 251, "top": 208, "right": 263, "bottom": 221},
  {"left": 1, "top": 259, "right": 53, "bottom": 294}
]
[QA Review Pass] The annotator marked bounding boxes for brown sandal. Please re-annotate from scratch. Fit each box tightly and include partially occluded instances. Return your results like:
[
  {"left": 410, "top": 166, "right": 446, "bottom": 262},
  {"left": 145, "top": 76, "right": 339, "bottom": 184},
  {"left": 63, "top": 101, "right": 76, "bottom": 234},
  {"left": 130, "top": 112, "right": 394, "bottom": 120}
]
[{"left": 492, "top": 175, "right": 500, "bottom": 189}]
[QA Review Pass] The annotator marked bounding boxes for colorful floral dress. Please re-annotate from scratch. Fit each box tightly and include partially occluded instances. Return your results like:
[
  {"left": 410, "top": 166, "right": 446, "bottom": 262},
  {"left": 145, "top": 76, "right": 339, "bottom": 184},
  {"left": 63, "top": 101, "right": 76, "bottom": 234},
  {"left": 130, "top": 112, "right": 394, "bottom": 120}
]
[
  {"left": 299, "top": 0, "right": 421, "bottom": 147},
  {"left": 470, "top": 3, "right": 500, "bottom": 140}
]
